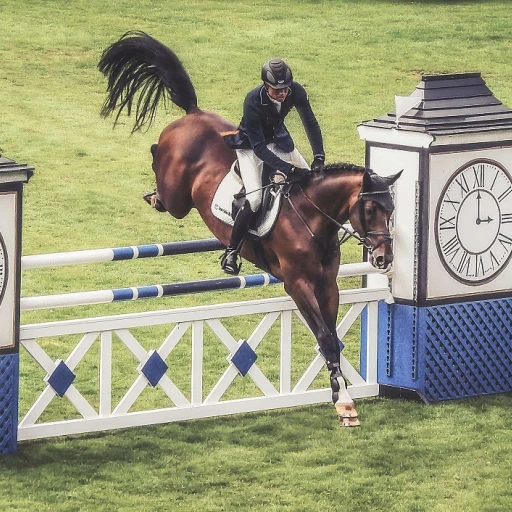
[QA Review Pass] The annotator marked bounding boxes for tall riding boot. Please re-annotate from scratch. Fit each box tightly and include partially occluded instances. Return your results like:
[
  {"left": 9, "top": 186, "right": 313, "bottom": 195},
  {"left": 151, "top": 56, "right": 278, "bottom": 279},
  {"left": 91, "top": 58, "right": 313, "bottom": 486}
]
[{"left": 221, "top": 200, "right": 255, "bottom": 275}]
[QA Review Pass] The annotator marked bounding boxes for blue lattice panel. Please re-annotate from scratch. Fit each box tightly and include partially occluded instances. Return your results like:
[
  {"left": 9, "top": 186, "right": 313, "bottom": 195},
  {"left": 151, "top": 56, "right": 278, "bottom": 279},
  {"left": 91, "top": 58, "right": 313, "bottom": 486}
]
[
  {"left": 377, "top": 298, "right": 512, "bottom": 402},
  {"left": 0, "top": 353, "right": 19, "bottom": 455}
]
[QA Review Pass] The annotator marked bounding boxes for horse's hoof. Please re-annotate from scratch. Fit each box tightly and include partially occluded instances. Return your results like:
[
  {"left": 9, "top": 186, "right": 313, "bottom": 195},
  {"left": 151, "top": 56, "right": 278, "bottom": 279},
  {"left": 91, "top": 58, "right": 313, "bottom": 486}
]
[
  {"left": 143, "top": 191, "right": 166, "bottom": 212},
  {"left": 339, "top": 416, "right": 361, "bottom": 428},
  {"left": 143, "top": 191, "right": 155, "bottom": 205},
  {"left": 335, "top": 402, "right": 358, "bottom": 418},
  {"left": 336, "top": 402, "right": 360, "bottom": 427}
]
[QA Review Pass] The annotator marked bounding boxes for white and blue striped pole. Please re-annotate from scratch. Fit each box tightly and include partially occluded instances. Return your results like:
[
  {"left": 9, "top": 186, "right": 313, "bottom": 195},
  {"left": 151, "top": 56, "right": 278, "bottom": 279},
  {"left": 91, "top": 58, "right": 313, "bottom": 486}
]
[
  {"left": 21, "top": 238, "right": 225, "bottom": 269},
  {"left": 20, "top": 262, "right": 384, "bottom": 311},
  {"left": 21, "top": 272, "right": 282, "bottom": 311}
]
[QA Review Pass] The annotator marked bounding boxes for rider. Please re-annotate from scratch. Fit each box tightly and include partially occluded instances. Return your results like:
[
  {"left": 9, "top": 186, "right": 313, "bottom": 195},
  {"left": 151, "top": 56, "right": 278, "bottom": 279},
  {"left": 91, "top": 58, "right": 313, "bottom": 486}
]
[{"left": 221, "top": 58, "right": 326, "bottom": 275}]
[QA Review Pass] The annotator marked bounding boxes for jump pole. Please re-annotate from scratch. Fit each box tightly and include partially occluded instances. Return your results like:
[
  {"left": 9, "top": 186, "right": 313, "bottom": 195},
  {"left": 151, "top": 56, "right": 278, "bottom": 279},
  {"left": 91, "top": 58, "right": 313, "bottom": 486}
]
[
  {"left": 20, "top": 262, "right": 385, "bottom": 311},
  {"left": 21, "top": 238, "right": 225, "bottom": 269}
]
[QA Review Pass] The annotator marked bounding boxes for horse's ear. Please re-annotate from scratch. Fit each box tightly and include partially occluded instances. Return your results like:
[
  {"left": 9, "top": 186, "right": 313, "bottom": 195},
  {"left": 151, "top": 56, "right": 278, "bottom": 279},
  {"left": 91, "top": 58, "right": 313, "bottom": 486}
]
[
  {"left": 362, "top": 169, "right": 373, "bottom": 191},
  {"left": 384, "top": 170, "right": 403, "bottom": 186}
]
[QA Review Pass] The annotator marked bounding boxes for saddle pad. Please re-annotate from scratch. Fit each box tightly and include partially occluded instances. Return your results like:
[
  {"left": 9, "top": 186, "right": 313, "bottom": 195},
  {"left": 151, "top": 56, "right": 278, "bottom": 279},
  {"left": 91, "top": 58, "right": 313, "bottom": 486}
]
[{"left": 211, "top": 164, "right": 282, "bottom": 238}]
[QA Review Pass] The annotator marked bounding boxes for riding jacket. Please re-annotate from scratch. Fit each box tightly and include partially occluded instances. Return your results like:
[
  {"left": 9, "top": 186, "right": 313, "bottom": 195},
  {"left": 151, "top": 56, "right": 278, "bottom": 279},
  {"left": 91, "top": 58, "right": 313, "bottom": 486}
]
[{"left": 226, "top": 82, "right": 325, "bottom": 173}]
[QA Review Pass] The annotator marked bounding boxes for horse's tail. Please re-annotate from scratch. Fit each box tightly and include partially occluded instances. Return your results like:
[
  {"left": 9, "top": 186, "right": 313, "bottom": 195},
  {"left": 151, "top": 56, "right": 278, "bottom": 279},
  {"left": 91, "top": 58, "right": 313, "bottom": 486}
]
[{"left": 98, "top": 30, "right": 198, "bottom": 132}]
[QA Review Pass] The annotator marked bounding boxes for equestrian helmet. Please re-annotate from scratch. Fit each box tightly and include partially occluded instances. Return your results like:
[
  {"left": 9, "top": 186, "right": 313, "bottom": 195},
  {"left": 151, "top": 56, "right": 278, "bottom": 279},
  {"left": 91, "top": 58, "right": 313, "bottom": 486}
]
[{"left": 261, "top": 59, "right": 293, "bottom": 89}]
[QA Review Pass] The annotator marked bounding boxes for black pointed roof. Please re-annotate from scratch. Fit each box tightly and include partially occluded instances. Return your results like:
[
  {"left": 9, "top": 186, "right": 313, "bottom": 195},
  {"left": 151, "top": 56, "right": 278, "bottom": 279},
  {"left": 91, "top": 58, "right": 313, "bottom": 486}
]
[
  {"left": 0, "top": 155, "right": 35, "bottom": 182},
  {"left": 361, "top": 73, "right": 512, "bottom": 136}
]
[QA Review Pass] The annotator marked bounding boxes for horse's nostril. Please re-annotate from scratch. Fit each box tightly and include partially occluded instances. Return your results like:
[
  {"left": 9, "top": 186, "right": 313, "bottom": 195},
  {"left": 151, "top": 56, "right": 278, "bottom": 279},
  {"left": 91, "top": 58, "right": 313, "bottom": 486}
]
[{"left": 375, "top": 256, "right": 385, "bottom": 268}]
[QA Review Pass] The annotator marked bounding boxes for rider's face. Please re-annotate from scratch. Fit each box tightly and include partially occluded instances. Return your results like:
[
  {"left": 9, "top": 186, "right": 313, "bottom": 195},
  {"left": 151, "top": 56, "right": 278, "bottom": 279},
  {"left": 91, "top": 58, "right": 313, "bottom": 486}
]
[{"left": 266, "top": 85, "right": 289, "bottom": 102}]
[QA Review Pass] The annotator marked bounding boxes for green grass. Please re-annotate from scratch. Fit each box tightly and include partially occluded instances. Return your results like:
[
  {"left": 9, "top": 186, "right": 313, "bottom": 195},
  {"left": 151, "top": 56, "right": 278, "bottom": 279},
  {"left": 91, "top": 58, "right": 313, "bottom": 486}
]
[{"left": 1, "top": 0, "right": 512, "bottom": 510}]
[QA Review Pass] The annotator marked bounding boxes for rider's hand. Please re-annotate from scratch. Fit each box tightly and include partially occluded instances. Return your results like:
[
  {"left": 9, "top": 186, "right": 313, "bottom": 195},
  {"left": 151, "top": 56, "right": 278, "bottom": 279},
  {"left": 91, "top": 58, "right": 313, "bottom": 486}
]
[
  {"left": 290, "top": 166, "right": 311, "bottom": 176},
  {"left": 310, "top": 156, "right": 325, "bottom": 173},
  {"left": 271, "top": 170, "right": 287, "bottom": 184}
]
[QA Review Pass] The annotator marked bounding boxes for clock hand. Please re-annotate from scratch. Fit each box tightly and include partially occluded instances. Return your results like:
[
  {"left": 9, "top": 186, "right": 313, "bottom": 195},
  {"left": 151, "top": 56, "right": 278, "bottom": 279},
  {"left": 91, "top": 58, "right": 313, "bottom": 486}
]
[
  {"left": 481, "top": 216, "right": 493, "bottom": 224},
  {"left": 476, "top": 191, "right": 482, "bottom": 225}
]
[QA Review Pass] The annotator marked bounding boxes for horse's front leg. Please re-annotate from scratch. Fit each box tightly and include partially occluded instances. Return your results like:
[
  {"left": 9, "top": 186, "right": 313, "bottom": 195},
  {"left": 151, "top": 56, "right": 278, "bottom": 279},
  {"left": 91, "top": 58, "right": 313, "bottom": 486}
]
[
  {"left": 282, "top": 266, "right": 359, "bottom": 427},
  {"left": 316, "top": 257, "right": 360, "bottom": 427}
]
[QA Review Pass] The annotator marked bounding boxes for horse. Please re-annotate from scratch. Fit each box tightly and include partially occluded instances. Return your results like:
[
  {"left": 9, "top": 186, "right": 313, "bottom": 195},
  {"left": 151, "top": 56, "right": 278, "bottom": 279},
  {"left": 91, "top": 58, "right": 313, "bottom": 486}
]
[{"left": 98, "top": 31, "right": 401, "bottom": 426}]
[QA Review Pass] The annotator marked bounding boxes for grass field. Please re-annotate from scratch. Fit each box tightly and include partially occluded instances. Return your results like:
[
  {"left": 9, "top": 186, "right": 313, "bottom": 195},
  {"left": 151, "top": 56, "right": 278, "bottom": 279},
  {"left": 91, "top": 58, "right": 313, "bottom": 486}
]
[{"left": 1, "top": 0, "right": 512, "bottom": 511}]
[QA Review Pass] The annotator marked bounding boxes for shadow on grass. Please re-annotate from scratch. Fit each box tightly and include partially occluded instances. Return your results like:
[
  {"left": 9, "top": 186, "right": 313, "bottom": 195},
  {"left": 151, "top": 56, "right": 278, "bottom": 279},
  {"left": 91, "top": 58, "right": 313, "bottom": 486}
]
[{"left": 7, "top": 393, "right": 511, "bottom": 471}]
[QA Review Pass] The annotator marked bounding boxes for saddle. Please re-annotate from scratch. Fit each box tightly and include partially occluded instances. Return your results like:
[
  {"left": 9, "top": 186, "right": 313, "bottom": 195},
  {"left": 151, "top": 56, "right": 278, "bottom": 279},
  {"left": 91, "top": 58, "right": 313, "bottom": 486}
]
[{"left": 211, "top": 160, "right": 283, "bottom": 239}]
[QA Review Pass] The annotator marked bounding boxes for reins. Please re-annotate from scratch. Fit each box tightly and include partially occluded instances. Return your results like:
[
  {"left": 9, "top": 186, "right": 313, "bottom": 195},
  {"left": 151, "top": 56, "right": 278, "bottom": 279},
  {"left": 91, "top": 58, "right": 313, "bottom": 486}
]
[
  {"left": 289, "top": 185, "right": 392, "bottom": 253},
  {"left": 234, "top": 172, "right": 393, "bottom": 254}
]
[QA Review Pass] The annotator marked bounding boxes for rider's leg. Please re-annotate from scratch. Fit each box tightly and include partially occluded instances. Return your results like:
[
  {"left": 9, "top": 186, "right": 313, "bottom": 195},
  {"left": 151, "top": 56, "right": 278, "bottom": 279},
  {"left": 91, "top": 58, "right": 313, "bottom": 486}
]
[
  {"left": 272, "top": 146, "right": 310, "bottom": 170},
  {"left": 221, "top": 149, "right": 263, "bottom": 275},
  {"left": 237, "top": 148, "right": 264, "bottom": 211},
  {"left": 221, "top": 199, "right": 255, "bottom": 274},
  {"left": 221, "top": 146, "right": 308, "bottom": 274}
]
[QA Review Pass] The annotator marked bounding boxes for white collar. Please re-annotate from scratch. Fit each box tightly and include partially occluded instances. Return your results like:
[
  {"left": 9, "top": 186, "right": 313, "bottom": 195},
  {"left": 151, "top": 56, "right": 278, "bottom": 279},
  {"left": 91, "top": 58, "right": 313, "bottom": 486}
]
[{"left": 269, "top": 95, "right": 282, "bottom": 112}]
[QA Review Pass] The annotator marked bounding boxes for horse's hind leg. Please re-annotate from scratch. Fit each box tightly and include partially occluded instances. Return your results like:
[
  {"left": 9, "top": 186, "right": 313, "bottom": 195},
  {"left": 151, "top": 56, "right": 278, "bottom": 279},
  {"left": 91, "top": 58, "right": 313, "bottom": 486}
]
[
  {"left": 150, "top": 143, "right": 158, "bottom": 172},
  {"left": 143, "top": 144, "right": 167, "bottom": 212}
]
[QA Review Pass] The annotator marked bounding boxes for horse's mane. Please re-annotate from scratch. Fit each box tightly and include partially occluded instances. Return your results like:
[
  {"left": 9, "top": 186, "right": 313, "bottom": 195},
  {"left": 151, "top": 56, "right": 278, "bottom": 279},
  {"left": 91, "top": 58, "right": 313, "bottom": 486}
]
[{"left": 321, "top": 162, "right": 369, "bottom": 175}]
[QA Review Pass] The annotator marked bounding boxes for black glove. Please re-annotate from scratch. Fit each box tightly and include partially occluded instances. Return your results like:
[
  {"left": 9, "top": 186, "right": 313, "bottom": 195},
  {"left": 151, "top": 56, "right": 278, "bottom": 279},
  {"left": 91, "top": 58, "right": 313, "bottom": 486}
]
[
  {"left": 311, "top": 156, "right": 325, "bottom": 173},
  {"left": 289, "top": 166, "right": 311, "bottom": 176}
]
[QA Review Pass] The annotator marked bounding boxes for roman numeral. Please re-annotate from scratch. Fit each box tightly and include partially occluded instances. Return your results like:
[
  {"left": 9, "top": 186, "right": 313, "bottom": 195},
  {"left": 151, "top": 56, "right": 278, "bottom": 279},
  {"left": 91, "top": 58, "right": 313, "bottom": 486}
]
[
  {"left": 457, "top": 250, "right": 471, "bottom": 275},
  {"left": 490, "top": 250, "right": 500, "bottom": 270},
  {"left": 475, "top": 254, "right": 485, "bottom": 278},
  {"left": 502, "top": 213, "right": 512, "bottom": 224},
  {"left": 473, "top": 165, "right": 485, "bottom": 188},
  {"left": 491, "top": 169, "right": 499, "bottom": 191},
  {"left": 455, "top": 174, "right": 470, "bottom": 196},
  {"left": 439, "top": 216, "right": 456, "bottom": 230},
  {"left": 498, "top": 186, "right": 512, "bottom": 203},
  {"left": 443, "top": 194, "right": 460, "bottom": 212},
  {"left": 498, "top": 232, "right": 512, "bottom": 250},
  {"left": 442, "top": 236, "right": 461, "bottom": 262}
]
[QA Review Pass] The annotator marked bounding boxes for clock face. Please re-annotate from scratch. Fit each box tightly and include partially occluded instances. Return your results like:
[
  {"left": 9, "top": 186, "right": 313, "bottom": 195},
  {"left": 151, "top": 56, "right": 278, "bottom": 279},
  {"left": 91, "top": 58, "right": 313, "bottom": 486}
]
[
  {"left": 435, "top": 159, "right": 512, "bottom": 285},
  {"left": 0, "top": 232, "right": 8, "bottom": 305}
]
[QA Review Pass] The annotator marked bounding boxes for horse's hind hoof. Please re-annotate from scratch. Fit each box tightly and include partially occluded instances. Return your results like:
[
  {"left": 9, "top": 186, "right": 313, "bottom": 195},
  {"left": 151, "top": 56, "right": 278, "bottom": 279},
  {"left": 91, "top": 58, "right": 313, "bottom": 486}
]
[{"left": 143, "top": 191, "right": 166, "bottom": 212}]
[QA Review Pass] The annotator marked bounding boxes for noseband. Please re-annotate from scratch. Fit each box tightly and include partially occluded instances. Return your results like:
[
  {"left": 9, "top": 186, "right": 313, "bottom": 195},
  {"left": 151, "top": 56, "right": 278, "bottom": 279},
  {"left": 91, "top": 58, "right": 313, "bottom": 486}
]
[{"left": 355, "top": 190, "right": 393, "bottom": 253}]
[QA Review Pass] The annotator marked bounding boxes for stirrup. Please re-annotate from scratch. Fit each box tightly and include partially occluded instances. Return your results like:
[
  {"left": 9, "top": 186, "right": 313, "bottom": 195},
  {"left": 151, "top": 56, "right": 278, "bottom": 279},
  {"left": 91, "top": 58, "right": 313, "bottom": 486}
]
[{"left": 220, "top": 249, "right": 242, "bottom": 275}]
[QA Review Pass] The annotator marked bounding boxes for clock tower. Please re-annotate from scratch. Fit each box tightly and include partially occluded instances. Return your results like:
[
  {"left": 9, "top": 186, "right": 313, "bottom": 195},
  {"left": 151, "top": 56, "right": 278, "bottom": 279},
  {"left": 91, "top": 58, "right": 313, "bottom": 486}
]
[
  {"left": 0, "top": 156, "right": 33, "bottom": 455},
  {"left": 358, "top": 73, "right": 512, "bottom": 401}
]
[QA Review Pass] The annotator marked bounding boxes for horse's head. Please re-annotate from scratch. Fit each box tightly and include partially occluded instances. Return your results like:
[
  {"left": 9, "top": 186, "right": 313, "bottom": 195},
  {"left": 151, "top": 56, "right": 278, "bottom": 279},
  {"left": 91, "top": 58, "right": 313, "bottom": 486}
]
[{"left": 349, "top": 170, "right": 402, "bottom": 269}]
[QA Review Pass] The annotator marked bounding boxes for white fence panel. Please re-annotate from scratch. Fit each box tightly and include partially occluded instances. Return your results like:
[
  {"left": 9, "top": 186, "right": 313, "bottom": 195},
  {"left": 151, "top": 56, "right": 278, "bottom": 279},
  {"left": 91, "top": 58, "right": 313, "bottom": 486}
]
[{"left": 18, "top": 286, "right": 389, "bottom": 441}]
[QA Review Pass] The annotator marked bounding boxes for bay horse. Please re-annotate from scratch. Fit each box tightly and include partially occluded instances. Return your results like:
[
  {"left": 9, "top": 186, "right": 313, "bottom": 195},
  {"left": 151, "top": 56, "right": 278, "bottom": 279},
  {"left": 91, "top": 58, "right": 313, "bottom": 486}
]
[{"left": 98, "top": 31, "right": 401, "bottom": 426}]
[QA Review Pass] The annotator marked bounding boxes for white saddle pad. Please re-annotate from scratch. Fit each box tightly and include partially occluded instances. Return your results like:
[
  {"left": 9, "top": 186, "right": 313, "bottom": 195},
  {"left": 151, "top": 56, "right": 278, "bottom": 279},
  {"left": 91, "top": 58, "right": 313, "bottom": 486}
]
[{"left": 211, "top": 163, "right": 282, "bottom": 238}]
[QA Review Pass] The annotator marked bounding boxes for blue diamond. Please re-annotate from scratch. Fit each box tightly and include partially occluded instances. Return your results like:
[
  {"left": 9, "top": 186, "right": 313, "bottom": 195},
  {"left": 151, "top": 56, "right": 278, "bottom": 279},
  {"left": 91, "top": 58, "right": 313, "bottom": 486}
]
[
  {"left": 230, "top": 340, "right": 258, "bottom": 377},
  {"left": 140, "top": 351, "right": 168, "bottom": 387},
  {"left": 47, "top": 360, "right": 76, "bottom": 398}
]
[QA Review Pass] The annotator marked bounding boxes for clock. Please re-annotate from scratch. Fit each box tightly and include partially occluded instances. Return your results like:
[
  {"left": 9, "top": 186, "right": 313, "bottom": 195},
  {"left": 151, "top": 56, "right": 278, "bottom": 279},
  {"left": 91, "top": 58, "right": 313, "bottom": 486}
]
[
  {"left": 0, "top": 231, "right": 7, "bottom": 305},
  {"left": 435, "top": 159, "right": 512, "bottom": 285}
]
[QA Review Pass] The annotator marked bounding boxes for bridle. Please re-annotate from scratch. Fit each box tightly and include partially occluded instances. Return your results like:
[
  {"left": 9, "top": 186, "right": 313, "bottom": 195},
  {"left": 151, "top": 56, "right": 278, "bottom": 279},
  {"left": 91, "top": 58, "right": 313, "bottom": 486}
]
[
  {"left": 355, "top": 189, "right": 393, "bottom": 252},
  {"left": 287, "top": 185, "right": 393, "bottom": 254}
]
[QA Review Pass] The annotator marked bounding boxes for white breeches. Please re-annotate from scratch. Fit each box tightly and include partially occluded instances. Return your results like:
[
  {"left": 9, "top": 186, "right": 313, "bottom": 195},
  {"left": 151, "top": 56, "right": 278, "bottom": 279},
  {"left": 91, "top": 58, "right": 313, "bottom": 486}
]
[{"left": 236, "top": 143, "right": 309, "bottom": 212}]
